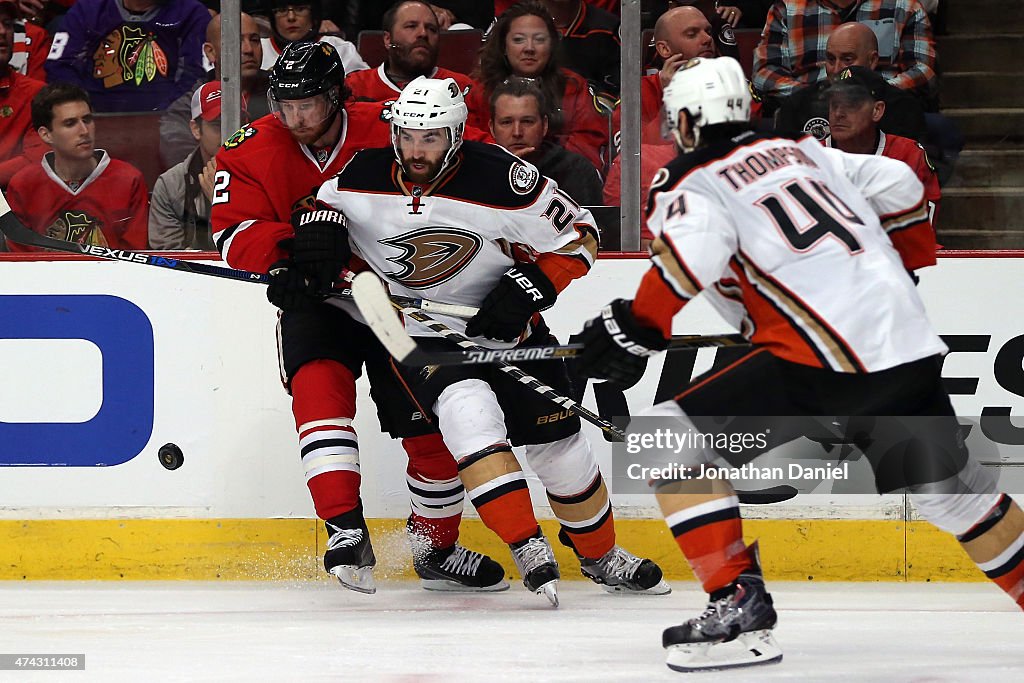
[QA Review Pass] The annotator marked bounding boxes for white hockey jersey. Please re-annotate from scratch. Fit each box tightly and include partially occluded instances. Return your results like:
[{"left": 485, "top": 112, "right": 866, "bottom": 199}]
[
  {"left": 638, "top": 130, "right": 947, "bottom": 373},
  {"left": 317, "top": 141, "right": 599, "bottom": 348}
]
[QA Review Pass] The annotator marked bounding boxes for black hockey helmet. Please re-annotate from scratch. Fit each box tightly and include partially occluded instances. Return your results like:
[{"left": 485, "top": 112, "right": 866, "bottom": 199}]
[{"left": 269, "top": 40, "right": 347, "bottom": 101}]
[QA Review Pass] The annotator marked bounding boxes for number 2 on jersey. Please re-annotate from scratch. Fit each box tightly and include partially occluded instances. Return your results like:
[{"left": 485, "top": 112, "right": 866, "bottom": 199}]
[
  {"left": 211, "top": 170, "right": 231, "bottom": 205},
  {"left": 757, "top": 180, "right": 863, "bottom": 254}
]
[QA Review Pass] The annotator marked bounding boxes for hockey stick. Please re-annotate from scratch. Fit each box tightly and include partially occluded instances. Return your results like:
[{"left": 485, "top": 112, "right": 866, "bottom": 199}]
[
  {"left": 348, "top": 275, "right": 748, "bottom": 368},
  {"left": 0, "top": 192, "right": 478, "bottom": 318},
  {"left": 351, "top": 272, "right": 628, "bottom": 442}
]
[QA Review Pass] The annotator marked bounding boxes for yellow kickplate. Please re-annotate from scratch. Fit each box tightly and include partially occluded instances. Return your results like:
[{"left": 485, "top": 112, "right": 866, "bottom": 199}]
[{"left": 0, "top": 518, "right": 984, "bottom": 581}]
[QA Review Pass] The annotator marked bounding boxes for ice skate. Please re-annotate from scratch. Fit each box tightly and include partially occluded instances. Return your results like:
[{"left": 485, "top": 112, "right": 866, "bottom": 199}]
[
  {"left": 324, "top": 520, "right": 377, "bottom": 595},
  {"left": 579, "top": 544, "right": 672, "bottom": 595},
  {"left": 509, "top": 532, "right": 560, "bottom": 607},
  {"left": 413, "top": 543, "right": 510, "bottom": 592},
  {"left": 661, "top": 571, "right": 782, "bottom": 672}
]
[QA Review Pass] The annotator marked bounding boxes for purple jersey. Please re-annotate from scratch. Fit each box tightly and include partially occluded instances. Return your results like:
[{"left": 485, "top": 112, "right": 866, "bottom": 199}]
[{"left": 45, "top": 0, "right": 209, "bottom": 112}]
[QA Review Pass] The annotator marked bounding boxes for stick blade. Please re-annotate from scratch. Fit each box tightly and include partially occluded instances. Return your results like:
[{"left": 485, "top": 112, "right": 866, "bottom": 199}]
[{"left": 350, "top": 272, "right": 418, "bottom": 363}]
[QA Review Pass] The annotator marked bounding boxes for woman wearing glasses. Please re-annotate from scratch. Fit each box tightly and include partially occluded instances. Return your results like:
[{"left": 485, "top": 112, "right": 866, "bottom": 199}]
[
  {"left": 469, "top": 1, "right": 608, "bottom": 171},
  {"left": 260, "top": 1, "right": 368, "bottom": 75}
]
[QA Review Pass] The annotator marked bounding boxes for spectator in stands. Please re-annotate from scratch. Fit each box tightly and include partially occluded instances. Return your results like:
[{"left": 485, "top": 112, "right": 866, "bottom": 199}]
[
  {"left": 776, "top": 22, "right": 925, "bottom": 142},
  {"left": 15, "top": 0, "right": 74, "bottom": 30},
  {"left": 471, "top": 1, "right": 608, "bottom": 170},
  {"left": 7, "top": 83, "right": 148, "bottom": 251},
  {"left": 260, "top": 1, "right": 366, "bottom": 73},
  {"left": 0, "top": 0, "right": 45, "bottom": 187},
  {"left": 826, "top": 66, "right": 939, "bottom": 267},
  {"left": 12, "top": 12, "right": 50, "bottom": 80},
  {"left": 340, "top": 2, "right": 494, "bottom": 39},
  {"left": 44, "top": 0, "right": 210, "bottom": 112},
  {"left": 160, "top": 11, "right": 267, "bottom": 167},
  {"left": 752, "top": 0, "right": 937, "bottom": 113},
  {"left": 490, "top": 77, "right": 602, "bottom": 205},
  {"left": 149, "top": 81, "right": 224, "bottom": 250},
  {"left": 539, "top": 0, "right": 621, "bottom": 98},
  {"left": 613, "top": 5, "right": 716, "bottom": 147},
  {"left": 347, "top": 2, "right": 486, "bottom": 128}
]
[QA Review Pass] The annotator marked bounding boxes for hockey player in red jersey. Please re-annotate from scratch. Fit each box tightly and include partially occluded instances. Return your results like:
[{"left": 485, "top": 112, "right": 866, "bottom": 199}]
[
  {"left": 317, "top": 76, "right": 671, "bottom": 605},
  {"left": 210, "top": 41, "right": 506, "bottom": 594},
  {"left": 573, "top": 57, "right": 1024, "bottom": 672}
]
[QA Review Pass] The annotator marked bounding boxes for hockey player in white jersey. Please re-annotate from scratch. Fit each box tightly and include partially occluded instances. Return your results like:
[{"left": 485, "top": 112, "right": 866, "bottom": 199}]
[
  {"left": 573, "top": 57, "right": 1024, "bottom": 671},
  {"left": 317, "top": 76, "right": 671, "bottom": 605}
]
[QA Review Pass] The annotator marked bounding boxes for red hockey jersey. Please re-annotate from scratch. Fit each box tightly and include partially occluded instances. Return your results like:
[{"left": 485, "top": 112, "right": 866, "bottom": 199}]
[
  {"left": 826, "top": 131, "right": 939, "bottom": 271},
  {"left": 6, "top": 151, "right": 149, "bottom": 251},
  {"left": 210, "top": 104, "right": 392, "bottom": 273},
  {"left": 346, "top": 64, "right": 489, "bottom": 133}
]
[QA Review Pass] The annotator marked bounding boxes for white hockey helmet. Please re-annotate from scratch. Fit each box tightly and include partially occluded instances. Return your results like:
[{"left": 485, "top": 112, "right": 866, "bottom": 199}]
[
  {"left": 391, "top": 76, "right": 469, "bottom": 178},
  {"left": 662, "top": 56, "right": 750, "bottom": 152}
]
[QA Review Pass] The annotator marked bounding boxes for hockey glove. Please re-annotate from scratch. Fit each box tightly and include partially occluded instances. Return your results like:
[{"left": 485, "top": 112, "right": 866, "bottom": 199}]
[
  {"left": 266, "top": 259, "right": 323, "bottom": 312},
  {"left": 290, "top": 204, "right": 352, "bottom": 293},
  {"left": 465, "top": 262, "right": 558, "bottom": 342},
  {"left": 571, "top": 298, "right": 669, "bottom": 389}
]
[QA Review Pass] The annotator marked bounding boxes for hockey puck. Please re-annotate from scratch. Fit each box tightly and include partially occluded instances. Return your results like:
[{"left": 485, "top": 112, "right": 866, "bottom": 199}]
[{"left": 158, "top": 443, "right": 184, "bottom": 470}]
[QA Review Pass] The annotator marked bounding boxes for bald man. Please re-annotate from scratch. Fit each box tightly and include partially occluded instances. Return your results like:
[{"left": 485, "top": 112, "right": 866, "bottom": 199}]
[
  {"left": 160, "top": 12, "right": 271, "bottom": 168},
  {"left": 776, "top": 21, "right": 925, "bottom": 143},
  {"left": 612, "top": 6, "right": 722, "bottom": 147}
]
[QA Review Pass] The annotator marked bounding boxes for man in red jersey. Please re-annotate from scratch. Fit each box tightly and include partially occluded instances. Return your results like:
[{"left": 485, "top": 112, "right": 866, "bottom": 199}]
[
  {"left": 210, "top": 40, "right": 506, "bottom": 595},
  {"left": 0, "top": 0, "right": 45, "bottom": 188},
  {"left": 346, "top": 1, "right": 487, "bottom": 131},
  {"left": 6, "top": 82, "right": 147, "bottom": 251},
  {"left": 825, "top": 66, "right": 939, "bottom": 271}
]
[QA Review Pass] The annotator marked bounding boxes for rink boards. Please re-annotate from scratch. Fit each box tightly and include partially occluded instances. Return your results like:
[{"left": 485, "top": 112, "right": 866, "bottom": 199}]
[{"left": 1, "top": 252, "right": 1022, "bottom": 581}]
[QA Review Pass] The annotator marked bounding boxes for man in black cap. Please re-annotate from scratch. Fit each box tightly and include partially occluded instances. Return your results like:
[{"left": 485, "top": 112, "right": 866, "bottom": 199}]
[
  {"left": 776, "top": 22, "right": 925, "bottom": 143},
  {"left": 826, "top": 65, "right": 940, "bottom": 272}
]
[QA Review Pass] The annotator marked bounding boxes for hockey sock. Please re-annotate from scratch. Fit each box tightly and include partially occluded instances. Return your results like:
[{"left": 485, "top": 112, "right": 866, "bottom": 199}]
[
  {"left": 291, "top": 359, "right": 360, "bottom": 521},
  {"left": 657, "top": 481, "right": 753, "bottom": 593},
  {"left": 459, "top": 445, "right": 539, "bottom": 545},
  {"left": 548, "top": 473, "right": 615, "bottom": 559},
  {"left": 403, "top": 433, "right": 464, "bottom": 549},
  {"left": 957, "top": 494, "right": 1024, "bottom": 608}
]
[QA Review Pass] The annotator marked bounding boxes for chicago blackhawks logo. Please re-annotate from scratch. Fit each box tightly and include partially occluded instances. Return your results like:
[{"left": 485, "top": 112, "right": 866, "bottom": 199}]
[
  {"left": 47, "top": 211, "right": 106, "bottom": 246},
  {"left": 223, "top": 125, "right": 257, "bottom": 149},
  {"left": 380, "top": 227, "right": 482, "bottom": 289},
  {"left": 92, "top": 26, "right": 169, "bottom": 89}
]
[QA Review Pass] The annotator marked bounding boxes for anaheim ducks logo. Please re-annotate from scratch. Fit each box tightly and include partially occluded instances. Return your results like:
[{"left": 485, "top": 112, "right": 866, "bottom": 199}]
[{"left": 380, "top": 227, "right": 482, "bottom": 289}]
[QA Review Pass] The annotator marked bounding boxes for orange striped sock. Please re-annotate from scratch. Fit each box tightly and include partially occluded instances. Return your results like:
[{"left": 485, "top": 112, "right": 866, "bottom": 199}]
[
  {"left": 548, "top": 475, "right": 615, "bottom": 559},
  {"left": 664, "top": 494, "right": 752, "bottom": 593}
]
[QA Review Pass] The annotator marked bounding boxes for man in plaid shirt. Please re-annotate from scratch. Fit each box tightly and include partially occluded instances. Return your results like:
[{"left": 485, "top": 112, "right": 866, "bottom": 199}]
[{"left": 752, "top": 0, "right": 936, "bottom": 109}]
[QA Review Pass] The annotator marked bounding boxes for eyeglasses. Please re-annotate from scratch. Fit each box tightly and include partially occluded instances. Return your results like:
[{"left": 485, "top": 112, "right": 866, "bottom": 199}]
[{"left": 272, "top": 5, "right": 312, "bottom": 17}]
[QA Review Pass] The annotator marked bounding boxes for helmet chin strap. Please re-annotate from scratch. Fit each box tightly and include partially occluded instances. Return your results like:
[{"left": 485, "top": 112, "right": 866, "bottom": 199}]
[{"left": 671, "top": 111, "right": 700, "bottom": 153}]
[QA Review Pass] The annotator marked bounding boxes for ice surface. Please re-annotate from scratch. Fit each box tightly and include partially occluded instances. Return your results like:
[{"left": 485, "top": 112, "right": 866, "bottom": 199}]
[{"left": 0, "top": 581, "right": 1020, "bottom": 682}]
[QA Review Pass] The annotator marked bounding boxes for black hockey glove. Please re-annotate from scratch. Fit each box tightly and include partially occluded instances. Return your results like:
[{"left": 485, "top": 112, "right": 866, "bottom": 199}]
[
  {"left": 266, "top": 259, "right": 322, "bottom": 312},
  {"left": 290, "top": 204, "right": 351, "bottom": 293},
  {"left": 571, "top": 298, "right": 669, "bottom": 389},
  {"left": 465, "top": 262, "right": 558, "bottom": 342}
]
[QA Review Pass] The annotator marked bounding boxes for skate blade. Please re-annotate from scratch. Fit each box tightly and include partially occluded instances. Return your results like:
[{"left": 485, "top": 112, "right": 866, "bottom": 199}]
[
  {"left": 535, "top": 580, "right": 559, "bottom": 607},
  {"left": 601, "top": 579, "right": 672, "bottom": 596},
  {"left": 665, "top": 630, "right": 782, "bottom": 672},
  {"left": 420, "top": 578, "right": 510, "bottom": 593},
  {"left": 329, "top": 565, "right": 376, "bottom": 594}
]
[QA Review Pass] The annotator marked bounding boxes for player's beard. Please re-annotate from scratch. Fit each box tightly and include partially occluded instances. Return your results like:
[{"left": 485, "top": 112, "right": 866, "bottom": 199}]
[
  {"left": 288, "top": 106, "right": 339, "bottom": 146},
  {"left": 402, "top": 154, "right": 444, "bottom": 183}
]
